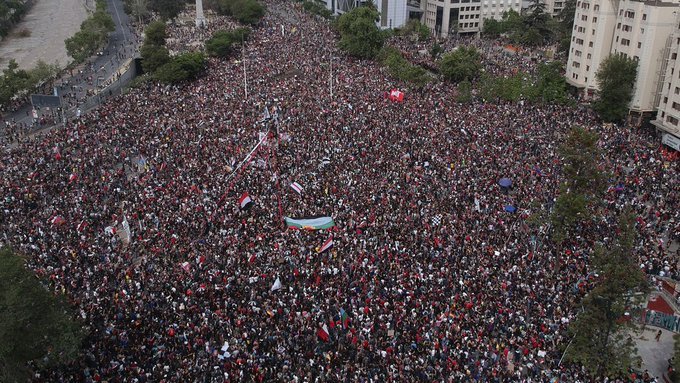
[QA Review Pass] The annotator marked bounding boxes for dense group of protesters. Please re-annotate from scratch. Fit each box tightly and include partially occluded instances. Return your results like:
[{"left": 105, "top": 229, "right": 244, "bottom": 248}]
[{"left": 1, "top": 0, "right": 679, "bottom": 381}]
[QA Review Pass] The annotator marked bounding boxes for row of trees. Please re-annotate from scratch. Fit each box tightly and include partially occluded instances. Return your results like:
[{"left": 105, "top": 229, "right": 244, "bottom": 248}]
[
  {"left": 140, "top": 20, "right": 206, "bottom": 83},
  {"left": 64, "top": 0, "right": 115, "bottom": 63},
  {"left": 379, "top": 47, "right": 431, "bottom": 87},
  {"left": 0, "top": 0, "right": 33, "bottom": 38},
  {"left": 0, "top": 59, "right": 60, "bottom": 107},
  {"left": 540, "top": 127, "right": 648, "bottom": 379},
  {"left": 482, "top": 0, "right": 573, "bottom": 48}
]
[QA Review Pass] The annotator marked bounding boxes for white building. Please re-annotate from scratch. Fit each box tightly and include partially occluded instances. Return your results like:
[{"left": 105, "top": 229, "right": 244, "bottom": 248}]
[
  {"left": 566, "top": 0, "right": 679, "bottom": 115},
  {"left": 481, "top": 0, "right": 524, "bottom": 28},
  {"left": 424, "top": 0, "right": 482, "bottom": 37},
  {"left": 321, "top": 0, "right": 413, "bottom": 29},
  {"left": 652, "top": 27, "right": 680, "bottom": 141}
]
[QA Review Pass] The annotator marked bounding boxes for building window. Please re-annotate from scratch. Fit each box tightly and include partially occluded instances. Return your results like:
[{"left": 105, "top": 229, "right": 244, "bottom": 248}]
[
  {"left": 587, "top": 53, "right": 592, "bottom": 59},
  {"left": 572, "top": 73, "right": 579, "bottom": 79},
  {"left": 642, "top": 13, "right": 647, "bottom": 21},
  {"left": 637, "top": 42, "right": 641, "bottom": 49},
  {"left": 622, "top": 25, "right": 631, "bottom": 32},
  {"left": 586, "top": 65, "right": 590, "bottom": 71},
  {"left": 572, "top": 61, "right": 581, "bottom": 68},
  {"left": 673, "top": 102, "right": 680, "bottom": 111},
  {"left": 594, "top": 4, "right": 599, "bottom": 11},
  {"left": 675, "top": 87, "right": 680, "bottom": 95},
  {"left": 575, "top": 50, "right": 582, "bottom": 57},
  {"left": 581, "top": 15, "right": 588, "bottom": 21},
  {"left": 633, "top": 56, "right": 639, "bottom": 61},
  {"left": 625, "top": 10, "right": 635, "bottom": 18},
  {"left": 672, "top": 53, "right": 677, "bottom": 60},
  {"left": 665, "top": 97, "right": 669, "bottom": 103},
  {"left": 592, "top": 17, "right": 597, "bottom": 23},
  {"left": 667, "top": 115, "right": 679, "bottom": 126},
  {"left": 589, "top": 41, "right": 593, "bottom": 47},
  {"left": 621, "top": 38, "right": 630, "bottom": 46},
  {"left": 617, "top": 22, "right": 621, "bottom": 30}
]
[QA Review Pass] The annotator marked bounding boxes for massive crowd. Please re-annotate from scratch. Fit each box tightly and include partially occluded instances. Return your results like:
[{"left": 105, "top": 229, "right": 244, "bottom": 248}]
[{"left": 1, "top": 0, "right": 679, "bottom": 381}]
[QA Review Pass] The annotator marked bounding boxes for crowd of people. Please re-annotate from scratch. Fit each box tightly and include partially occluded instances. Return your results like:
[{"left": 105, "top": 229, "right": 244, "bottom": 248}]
[{"left": 1, "top": 1, "right": 679, "bottom": 381}]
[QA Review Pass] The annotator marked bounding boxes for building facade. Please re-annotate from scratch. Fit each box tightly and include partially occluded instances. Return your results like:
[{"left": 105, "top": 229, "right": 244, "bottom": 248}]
[
  {"left": 566, "top": 0, "right": 679, "bottom": 113},
  {"left": 321, "top": 0, "right": 413, "bottom": 29},
  {"left": 423, "top": 0, "right": 523, "bottom": 37},
  {"left": 652, "top": 28, "right": 680, "bottom": 140}
]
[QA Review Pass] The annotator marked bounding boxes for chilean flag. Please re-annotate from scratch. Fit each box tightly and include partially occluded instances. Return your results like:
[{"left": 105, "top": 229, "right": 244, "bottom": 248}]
[
  {"left": 238, "top": 193, "right": 253, "bottom": 210},
  {"left": 317, "top": 324, "right": 330, "bottom": 342},
  {"left": 317, "top": 236, "right": 333, "bottom": 253}
]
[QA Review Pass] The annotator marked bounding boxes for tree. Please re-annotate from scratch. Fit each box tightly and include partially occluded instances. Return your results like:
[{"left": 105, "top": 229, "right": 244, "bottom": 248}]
[
  {"left": 154, "top": 52, "right": 207, "bottom": 83},
  {"left": 535, "top": 61, "right": 570, "bottom": 104},
  {"left": 144, "top": 20, "right": 167, "bottom": 46},
  {"left": 0, "top": 248, "right": 84, "bottom": 382},
  {"left": 64, "top": 1, "right": 115, "bottom": 63},
  {"left": 564, "top": 209, "right": 647, "bottom": 379},
  {"left": 218, "top": 0, "right": 265, "bottom": 24},
  {"left": 336, "top": 5, "right": 384, "bottom": 59},
  {"left": 205, "top": 28, "right": 250, "bottom": 58},
  {"left": 439, "top": 46, "right": 481, "bottom": 83},
  {"left": 149, "top": 0, "right": 185, "bottom": 20},
  {"left": 140, "top": 21, "right": 170, "bottom": 74},
  {"left": 430, "top": 41, "right": 443, "bottom": 60},
  {"left": 551, "top": 126, "right": 605, "bottom": 243},
  {"left": 128, "top": 0, "right": 150, "bottom": 24},
  {"left": 400, "top": 19, "right": 430, "bottom": 41},
  {"left": 594, "top": 54, "right": 638, "bottom": 123},
  {"left": 482, "top": 18, "right": 504, "bottom": 38}
]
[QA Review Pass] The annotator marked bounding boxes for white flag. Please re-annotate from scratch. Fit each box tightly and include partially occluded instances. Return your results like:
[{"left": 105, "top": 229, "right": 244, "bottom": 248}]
[{"left": 271, "top": 277, "right": 282, "bottom": 291}]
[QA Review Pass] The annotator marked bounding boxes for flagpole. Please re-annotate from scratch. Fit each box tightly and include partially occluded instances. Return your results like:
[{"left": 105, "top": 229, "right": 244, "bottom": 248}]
[
  {"left": 211, "top": 133, "right": 269, "bottom": 220},
  {"left": 242, "top": 35, "right": 248, "bottom": 99}
]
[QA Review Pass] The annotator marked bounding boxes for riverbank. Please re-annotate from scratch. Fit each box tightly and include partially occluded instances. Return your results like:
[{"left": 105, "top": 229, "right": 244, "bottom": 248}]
[{"left": 0, "top": 0, "right": 90, "bottom": 71}]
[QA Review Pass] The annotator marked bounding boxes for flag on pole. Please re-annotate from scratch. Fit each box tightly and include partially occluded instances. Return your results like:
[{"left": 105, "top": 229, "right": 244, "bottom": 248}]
[
  {"left": 284, "top": 216, "right": 335, "bottom": 230},
  {"left": 432, "top": 214, "right": 442, "bottom": 226},
  {"left": 290, "top": 181, "right": 303, "bottom": 195},
  {"left": 340, "top": 308, "right": 349, "bottom": 329},
  {"left": 271, "top": 276, "right": 282, "bottom": 291},
  {"left": 238, "top": 193, "right": 254, "bottom": 210},
  {"left": 77, "top": 220, "right": 88, "bottom": 233},
  {"left": 121, "top": 216, "right": 132, "bottom": 244},
  {"left": 317, "top": 236, "right": 334, "bottom": 253},
  {"left": 50, "top": 215, "right": 66, "bottom": 226},
  {"left": 317, "top": 324, "right": 330, "bottom": 342}
]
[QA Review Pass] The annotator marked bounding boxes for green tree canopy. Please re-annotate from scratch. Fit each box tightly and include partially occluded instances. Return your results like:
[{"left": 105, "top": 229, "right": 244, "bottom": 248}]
[
  {"left": 551, "top": 126, "right": 605, "bottom": 243},
  {"left": 144, "top": 20, "right": 167, "bottom": 46},
  {"left": 205, "top": 28, "right": 251, "bottom": 57},
  {"left": 564, "top": 209, "right": 647, "bottom": 379},
  {"left": 535, "top": 61, "right": 569, "bottom": 104},
  {"left": 594, "top": 53, "right": 638, "bottom": 123},
  {"left": 154, "top": 52, "right": 207, "bottom": 83},
  {"left": 218, "top": 0, "right": 265, "bottom": 24},
  {"left": 65, "top": 1, "right": 115, "bottom": 63},
  {"left": 149, "top": 0, "right": 185, "bottom": 20},
  {"left": 336, "top": 5, "right": 384, "bottom": 59},
  {"left": 0, "top": 248, "right": 84, "bottom": 382},
  {"left": 439, "top": 46, "right": 482, "bottom": 83}
]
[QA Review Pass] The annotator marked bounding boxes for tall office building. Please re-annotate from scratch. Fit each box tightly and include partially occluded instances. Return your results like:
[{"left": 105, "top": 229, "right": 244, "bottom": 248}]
[
  {"left": 566, "top": 0, "right": 679, "bottom": 114},
  {"left": 423, "top": 0, "right": 521, "bottom": 37}
]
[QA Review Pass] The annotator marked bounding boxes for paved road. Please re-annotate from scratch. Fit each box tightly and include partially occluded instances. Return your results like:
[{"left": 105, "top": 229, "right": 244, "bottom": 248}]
[{"left": 1, "top": 0, "right": 139, "bottom": 136}]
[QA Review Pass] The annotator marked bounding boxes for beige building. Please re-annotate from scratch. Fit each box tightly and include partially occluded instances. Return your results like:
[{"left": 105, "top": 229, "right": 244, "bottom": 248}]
[
  {"left": 652, "top": 28, "right": 680, "bottom": 140},
  {"left": 566, "top": 0, "right": 679, "bottom": 115}
]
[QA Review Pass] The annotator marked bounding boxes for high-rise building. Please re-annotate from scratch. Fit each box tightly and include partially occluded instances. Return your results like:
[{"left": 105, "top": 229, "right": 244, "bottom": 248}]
[
  {"left": 423, "top": 0, "right": 522, "bottom": 37},
  {"left": 566, "top": 0, "right": 679, "bottom": 115},
  {"left": 652, "top": 27, "right": 680, "bottom": 141}
]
